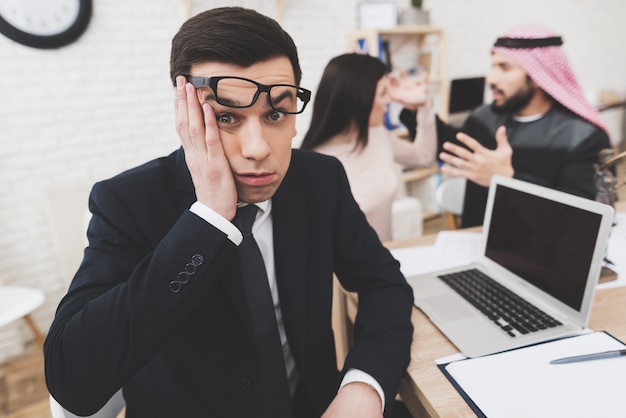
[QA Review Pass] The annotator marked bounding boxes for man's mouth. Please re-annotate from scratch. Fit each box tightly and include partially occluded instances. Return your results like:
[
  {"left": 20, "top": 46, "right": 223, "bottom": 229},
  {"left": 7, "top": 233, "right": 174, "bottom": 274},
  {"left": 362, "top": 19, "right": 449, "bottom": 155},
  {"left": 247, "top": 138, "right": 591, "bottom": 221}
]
[
  {"left": 235, "top": 172, "right": 276, "bottom": 186},
  {"left": 490, "top": 87, "right": 504, "bottom": 101}
]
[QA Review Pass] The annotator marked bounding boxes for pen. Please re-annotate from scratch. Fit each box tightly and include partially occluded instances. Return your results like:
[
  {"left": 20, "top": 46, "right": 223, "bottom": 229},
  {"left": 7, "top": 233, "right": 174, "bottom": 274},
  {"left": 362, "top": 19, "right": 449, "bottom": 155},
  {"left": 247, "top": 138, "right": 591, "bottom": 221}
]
[{"left": 550, "top": 349, "right": 626, "bottom": 364}]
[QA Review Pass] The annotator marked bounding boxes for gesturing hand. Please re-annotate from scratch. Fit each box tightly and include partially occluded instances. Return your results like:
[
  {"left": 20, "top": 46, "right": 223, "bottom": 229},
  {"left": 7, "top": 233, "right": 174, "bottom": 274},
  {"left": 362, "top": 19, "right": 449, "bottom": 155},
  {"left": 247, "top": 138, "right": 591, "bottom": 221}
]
[
  {"left": 439, "top": 126, "right": 514, "bottom": 187},
  {"left": 175, "top": 76, "right": 238, "bottom": 220},
  {"left": 387, "top": 70, "right": 429, "bottom": 111}
]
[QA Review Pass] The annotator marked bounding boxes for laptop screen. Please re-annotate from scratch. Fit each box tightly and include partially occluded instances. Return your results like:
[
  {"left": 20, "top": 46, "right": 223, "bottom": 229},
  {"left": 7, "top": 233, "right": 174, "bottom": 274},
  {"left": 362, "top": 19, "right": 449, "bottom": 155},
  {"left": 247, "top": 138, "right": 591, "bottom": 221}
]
[{"left": 485, "top": 184, "right": 602, "bottom": 311}]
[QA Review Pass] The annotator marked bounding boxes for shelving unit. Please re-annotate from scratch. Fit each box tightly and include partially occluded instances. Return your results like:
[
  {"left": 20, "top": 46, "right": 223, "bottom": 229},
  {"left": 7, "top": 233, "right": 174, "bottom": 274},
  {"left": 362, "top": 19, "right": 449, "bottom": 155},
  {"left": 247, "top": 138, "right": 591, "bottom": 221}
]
[{"left": 348, "top": 26, "right": 448, "bottom": 121}]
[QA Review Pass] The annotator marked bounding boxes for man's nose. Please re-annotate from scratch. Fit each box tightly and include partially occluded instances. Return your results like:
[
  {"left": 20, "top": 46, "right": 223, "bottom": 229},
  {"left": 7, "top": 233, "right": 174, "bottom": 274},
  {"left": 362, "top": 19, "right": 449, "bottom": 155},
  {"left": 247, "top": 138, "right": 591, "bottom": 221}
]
[
  {"left": 240, "top": 120, "right": 271, "bottom": 160},
  {"left": 486, "top": 68, "right": 499, "bottom": 86}
]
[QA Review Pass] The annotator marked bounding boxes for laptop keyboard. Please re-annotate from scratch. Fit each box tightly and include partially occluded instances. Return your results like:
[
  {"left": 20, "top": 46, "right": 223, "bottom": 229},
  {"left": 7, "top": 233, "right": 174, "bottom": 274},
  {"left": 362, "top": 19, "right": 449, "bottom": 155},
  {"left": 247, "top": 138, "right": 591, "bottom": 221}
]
[{"left": 438, "top": 268, "right": 562, "bottom": 338}]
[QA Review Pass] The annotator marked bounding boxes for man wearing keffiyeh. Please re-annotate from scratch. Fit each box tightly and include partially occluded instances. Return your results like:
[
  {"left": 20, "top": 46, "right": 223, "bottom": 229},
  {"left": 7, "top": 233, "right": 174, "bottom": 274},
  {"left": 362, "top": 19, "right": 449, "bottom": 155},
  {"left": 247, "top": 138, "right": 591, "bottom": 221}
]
[{"left": 401, "top": 24, "right": 612, "bottom": 227}]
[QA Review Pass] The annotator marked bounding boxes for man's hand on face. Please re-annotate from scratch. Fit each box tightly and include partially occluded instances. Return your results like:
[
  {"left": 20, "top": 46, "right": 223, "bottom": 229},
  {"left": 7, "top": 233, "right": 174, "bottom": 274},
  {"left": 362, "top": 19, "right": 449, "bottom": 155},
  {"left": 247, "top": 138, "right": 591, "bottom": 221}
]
[
  {"left": 439, "top": 125, "right": 514, "bottom": 187},
  {"left": 175, "top": 76, "right": 238, "bottom": 221}
]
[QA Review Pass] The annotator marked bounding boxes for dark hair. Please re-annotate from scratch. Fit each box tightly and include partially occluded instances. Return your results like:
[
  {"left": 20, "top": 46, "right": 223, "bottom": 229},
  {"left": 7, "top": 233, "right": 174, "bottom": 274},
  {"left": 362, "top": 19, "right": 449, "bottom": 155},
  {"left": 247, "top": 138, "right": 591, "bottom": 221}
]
[
  {"left": 169, "top": 7, "right": 302, "bottom": 86},
  {"left": 300, "top": 53, "right": 387, "bottom": 151}
]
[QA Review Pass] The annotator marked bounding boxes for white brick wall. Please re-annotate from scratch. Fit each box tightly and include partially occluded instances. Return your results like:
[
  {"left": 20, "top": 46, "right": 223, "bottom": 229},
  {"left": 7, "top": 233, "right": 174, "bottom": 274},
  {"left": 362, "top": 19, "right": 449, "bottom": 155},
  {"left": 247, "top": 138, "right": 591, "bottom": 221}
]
[
  {"left": 0, "top": 0, "right": 624, "bottom": 361},
  {"left": 0, "top": 0, "right": 184, "bottom": 361}
]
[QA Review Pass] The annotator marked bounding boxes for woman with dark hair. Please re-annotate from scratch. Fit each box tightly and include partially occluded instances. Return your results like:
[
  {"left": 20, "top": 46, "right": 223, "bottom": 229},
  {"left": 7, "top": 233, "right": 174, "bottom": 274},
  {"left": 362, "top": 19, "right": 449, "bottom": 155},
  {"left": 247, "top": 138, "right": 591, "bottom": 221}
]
[{"left": 301, "top": 53, "right": 437, "bottom": 241}]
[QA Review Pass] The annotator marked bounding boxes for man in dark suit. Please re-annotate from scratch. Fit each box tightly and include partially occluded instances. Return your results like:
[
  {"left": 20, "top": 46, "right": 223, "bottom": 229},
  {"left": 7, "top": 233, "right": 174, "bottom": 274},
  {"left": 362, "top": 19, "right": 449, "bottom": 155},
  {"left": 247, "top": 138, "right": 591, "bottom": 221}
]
[{"left": 44, "top": 7, "right": 414, "bottom": 418}]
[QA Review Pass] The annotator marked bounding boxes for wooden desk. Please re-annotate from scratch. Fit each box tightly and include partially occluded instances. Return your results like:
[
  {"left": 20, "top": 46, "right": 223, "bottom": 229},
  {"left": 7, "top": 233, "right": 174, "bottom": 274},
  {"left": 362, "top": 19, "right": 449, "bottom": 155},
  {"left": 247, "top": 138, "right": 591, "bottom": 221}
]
[
  {"left": 345, "top": 203, "right": 626, "bottom": 417},
  {"left": 389, "top": 285, "right": 626, "bottom": 418},
  {"left": 382, "top": 233, "right": 477, "bottom": 417}
]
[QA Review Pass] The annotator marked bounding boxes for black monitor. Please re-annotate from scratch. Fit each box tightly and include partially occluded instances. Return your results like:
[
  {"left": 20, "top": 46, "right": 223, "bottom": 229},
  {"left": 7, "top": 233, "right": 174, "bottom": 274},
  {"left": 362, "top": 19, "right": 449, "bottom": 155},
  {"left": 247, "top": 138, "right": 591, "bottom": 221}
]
[{"left": 449, "top": 77, "right": 485, "bottom": 113}]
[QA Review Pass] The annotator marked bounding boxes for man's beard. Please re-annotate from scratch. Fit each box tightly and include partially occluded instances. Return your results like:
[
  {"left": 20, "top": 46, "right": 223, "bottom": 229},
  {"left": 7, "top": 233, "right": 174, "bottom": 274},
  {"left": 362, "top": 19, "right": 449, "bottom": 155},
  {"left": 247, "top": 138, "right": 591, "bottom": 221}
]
[{"left": 491, "top": 80, "right": 535, "bottom": 114}]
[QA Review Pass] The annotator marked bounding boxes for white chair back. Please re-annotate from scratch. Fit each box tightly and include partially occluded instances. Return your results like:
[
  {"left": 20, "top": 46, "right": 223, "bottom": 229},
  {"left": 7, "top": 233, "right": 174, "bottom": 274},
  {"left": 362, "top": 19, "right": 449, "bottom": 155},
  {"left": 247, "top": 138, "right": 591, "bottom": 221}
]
[
  {"left": 436, "top": 177, "right": 466, "bottom": 215},
  {"left": 392, "top": 196, "right": 423, "bottom": 240},
  {"left": 43, "top": 182, "right": 92, "bottom": 287},
  {"left": 436, "top": 177, "right": 466, "bottom": 229}
]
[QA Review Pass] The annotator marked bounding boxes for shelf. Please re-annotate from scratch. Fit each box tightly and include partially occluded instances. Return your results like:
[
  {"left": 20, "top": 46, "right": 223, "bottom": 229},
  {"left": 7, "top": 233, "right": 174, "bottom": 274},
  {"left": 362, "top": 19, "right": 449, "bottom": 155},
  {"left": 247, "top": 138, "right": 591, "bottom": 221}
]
[
  {"left": 348, "top": 26, "right": 448, "bottom": 121},
  {"left": 351, "top": 25, "right": 445, "bottom": 36}
]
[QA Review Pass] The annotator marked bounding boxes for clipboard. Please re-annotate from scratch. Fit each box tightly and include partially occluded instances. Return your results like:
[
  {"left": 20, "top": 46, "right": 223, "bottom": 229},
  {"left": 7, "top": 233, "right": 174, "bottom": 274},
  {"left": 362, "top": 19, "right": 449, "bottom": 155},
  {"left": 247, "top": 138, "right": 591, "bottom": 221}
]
[{"left": 438, "top": 331, "right": 626, "bottom": 418}]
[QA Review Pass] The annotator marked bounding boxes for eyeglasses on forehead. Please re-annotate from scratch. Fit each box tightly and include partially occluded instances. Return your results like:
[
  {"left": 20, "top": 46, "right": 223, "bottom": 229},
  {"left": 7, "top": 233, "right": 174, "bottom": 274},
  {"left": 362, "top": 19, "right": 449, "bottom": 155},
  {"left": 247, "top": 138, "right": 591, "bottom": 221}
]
[{"left": 184, "top": 75, "right": 311, "bottom": 115}]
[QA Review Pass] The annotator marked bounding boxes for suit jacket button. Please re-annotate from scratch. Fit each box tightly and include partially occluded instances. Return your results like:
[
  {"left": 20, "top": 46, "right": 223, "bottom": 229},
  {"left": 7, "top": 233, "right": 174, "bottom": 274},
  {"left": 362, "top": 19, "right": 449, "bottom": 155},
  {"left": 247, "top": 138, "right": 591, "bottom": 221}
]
[
  {"left": 191, "top": 254, "right": 204, "bottom": 266},
  {"left": 240, "top": 378, "right": 253, "bottom": 392},
  {"left": 169, "top": 281, "right": 182, "bottom": 293}
]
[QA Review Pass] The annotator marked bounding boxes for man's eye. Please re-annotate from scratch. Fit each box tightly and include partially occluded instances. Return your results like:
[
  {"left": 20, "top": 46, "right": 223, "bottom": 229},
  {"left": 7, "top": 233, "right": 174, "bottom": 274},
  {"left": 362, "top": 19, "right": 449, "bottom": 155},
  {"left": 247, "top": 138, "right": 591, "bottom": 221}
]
[
  {"left": 216, "top": 114, "right": 233, "bottom": 124},
  {"left": 268, "top": 110, "right": 285, "bottom": 121}
]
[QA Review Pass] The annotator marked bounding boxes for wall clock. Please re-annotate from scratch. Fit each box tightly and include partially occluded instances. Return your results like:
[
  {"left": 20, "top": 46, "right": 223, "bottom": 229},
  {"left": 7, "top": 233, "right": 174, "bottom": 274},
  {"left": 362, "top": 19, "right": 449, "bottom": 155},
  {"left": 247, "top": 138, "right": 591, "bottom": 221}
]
[{"left": 0, "top": 0, "right": 92, "bottom": 49}]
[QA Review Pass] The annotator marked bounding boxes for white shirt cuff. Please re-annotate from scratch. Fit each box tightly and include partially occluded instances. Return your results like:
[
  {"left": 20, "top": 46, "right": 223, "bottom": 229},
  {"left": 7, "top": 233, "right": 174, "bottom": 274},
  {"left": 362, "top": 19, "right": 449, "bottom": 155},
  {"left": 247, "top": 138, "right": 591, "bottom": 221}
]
[
  {"left": 189, "top": 202, "right": 243, "bottom": 245},
  {"left": 340, "top": 368, "right": 385, "bottom": 412}
]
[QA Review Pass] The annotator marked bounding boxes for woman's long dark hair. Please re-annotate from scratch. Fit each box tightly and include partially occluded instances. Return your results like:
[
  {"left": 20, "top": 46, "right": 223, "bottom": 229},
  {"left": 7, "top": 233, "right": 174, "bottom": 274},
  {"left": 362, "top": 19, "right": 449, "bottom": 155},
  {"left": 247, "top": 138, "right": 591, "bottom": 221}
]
[{"left": 300, "top": 53, "right": 387, "bottom": 150}]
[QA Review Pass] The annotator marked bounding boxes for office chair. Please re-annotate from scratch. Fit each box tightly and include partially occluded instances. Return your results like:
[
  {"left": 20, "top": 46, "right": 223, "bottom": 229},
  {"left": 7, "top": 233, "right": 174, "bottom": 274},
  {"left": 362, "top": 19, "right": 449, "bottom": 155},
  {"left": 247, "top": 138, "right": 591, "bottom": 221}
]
[
  {"left": 436, "top": 177, "right": 466, "bottom": 229},
  {"left": 392, "top": 196, "right": 423, "bottom": 239},
  {"left": 42, "top": 181, "right": 92, "bottom": 288},
  {"left": 44, "top": 182, "right": 126, "bottom": 416},
  {"left": 0, "top": 286, "right": 45, "bottom": 347}
]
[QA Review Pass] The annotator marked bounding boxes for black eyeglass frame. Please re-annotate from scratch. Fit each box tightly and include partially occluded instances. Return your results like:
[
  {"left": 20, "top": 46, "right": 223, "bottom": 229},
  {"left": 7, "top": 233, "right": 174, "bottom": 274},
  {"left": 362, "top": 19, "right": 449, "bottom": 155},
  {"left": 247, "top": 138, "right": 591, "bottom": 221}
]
[{"left": 184, "top": 75, "right": 311, "bottom": 115}]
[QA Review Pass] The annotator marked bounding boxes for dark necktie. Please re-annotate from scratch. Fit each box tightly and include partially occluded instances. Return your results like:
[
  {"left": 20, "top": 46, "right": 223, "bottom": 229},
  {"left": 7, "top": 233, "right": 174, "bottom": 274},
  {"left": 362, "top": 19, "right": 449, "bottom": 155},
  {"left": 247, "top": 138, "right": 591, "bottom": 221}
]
[{"left": 234, "top": 205, "right": 294, "bottom": 417}]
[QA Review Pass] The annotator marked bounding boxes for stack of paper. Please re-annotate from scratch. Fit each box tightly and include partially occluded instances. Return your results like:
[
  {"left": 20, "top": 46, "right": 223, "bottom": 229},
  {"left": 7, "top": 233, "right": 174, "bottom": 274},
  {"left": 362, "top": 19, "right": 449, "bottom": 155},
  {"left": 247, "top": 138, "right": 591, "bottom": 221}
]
[
  {"left": 390, "top": 231, "right": 481, "bottom": 277},
  {"left": 441, "top": 331, "right": 626, "bottom": 417}
]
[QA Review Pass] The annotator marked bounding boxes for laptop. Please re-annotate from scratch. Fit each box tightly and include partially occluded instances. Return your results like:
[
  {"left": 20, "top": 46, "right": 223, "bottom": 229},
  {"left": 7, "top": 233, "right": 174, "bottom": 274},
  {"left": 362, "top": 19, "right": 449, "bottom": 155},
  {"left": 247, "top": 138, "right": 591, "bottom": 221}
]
[{"left": 407, "top": 175, "right": 615, "bottom": 358}]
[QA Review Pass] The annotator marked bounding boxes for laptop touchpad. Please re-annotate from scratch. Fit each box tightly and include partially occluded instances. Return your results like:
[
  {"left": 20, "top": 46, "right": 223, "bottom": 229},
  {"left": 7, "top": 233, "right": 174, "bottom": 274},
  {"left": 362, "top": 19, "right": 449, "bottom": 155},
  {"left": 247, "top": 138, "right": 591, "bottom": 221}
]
[{"left": 420, "top": 294, "right": 474, "bottom": 321}]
